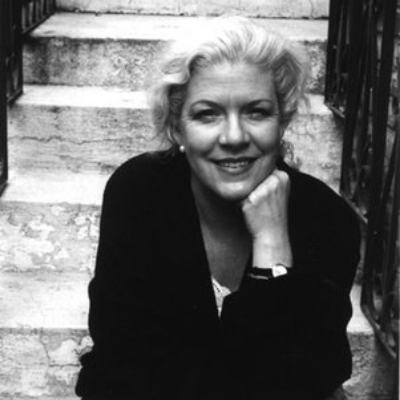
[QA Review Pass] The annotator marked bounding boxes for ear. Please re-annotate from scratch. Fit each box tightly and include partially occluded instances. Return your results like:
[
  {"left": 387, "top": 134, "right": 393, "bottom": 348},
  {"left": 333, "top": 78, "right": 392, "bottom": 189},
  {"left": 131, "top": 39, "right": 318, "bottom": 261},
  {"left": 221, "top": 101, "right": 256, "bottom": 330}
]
[
  {"left": 171, "top": 129, "right": 182, "bottom": 146},
  {"left": 169, "top": 114, "right": 184, "bottom": 146}
]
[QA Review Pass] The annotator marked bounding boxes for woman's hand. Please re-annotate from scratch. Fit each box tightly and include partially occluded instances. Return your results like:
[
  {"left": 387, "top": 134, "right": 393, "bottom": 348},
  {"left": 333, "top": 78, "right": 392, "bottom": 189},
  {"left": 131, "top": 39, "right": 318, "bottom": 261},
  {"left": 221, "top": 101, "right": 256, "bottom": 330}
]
[{"left": 241, "top": 169, "right": 293, "bottom": 268}]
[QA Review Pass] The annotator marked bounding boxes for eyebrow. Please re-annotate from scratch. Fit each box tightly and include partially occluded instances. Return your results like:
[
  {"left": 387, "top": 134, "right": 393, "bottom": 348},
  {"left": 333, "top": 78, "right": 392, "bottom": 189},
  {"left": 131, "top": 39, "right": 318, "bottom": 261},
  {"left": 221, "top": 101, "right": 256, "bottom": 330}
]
[
  {"left": 245, "top": 99, "right": 276, "bottom": 107},
  {"left": 190, "top": 99, "right": 276, "bottom": 108}
]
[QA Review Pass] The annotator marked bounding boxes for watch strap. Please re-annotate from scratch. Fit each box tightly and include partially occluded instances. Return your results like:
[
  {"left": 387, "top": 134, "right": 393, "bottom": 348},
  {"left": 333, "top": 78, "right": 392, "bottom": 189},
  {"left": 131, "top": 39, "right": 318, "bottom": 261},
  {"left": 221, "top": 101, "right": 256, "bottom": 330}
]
[{"left": 248, "top": 264, "right": 289, "bottom": 280}]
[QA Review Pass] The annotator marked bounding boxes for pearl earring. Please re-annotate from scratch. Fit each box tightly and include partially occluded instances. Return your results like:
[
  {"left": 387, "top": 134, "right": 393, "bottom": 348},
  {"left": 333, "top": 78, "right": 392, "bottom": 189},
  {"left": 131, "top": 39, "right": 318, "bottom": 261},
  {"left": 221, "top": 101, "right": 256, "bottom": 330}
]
[{"left": 179, "top": 145, "right": 185, "bottom": 153}]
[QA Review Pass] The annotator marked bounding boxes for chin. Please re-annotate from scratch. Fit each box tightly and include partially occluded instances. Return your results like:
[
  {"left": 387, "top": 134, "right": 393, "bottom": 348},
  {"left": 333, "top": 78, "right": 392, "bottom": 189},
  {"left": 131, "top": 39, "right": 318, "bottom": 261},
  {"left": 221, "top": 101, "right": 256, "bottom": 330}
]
[
  {"left": 220, "top": 193, "right": 248, "bottom": 203},
  {"left": 215, "top": 185, "right": 254, "bottom": 203}
]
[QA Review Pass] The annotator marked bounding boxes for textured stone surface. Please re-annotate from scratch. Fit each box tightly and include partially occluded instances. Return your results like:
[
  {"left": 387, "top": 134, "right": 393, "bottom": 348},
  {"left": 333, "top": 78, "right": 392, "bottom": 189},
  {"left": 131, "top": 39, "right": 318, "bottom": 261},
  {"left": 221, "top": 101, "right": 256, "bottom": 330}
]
[
  {"left": 57, "top": 0, "right": 329, "bottom": 19},
  {"left": 0, "top": 271, "right": 90, "bottom": 329},
  {"left": 8, "top": 85, "right": 158, "bottom": 175},
  {"left": 23, "top": 13, "right": 327, "bottom": 93},
  {"left": 0, "top": 202, "right": 99, "bottom": 273},
  {"left": 344, "top": 286, "right": 396, "bottom": 400},
  {"left": 285, "top": 100, "right": 343, "bottom": 191},
  {"left": 0, "top": 328, "right": 90, "bottom": 399},
  {"left": 345, "top": 334, "right": 397, "bottom": 400},
  {"left": 2, "top": 170, "right": 108, "bottom": 205},
  {"left": 0, "top": 271, "right": 91, "bottom": 399},
  {"left": 9, "top": 86, "right": 341, "bottom": 189}
]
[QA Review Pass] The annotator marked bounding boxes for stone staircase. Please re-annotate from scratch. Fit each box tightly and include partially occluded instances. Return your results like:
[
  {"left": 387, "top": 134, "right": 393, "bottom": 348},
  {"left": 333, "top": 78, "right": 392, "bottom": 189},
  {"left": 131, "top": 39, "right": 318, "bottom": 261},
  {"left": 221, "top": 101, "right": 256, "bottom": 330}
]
[{"left": 0, "top": 1, "right": 396, "bottom": 399}]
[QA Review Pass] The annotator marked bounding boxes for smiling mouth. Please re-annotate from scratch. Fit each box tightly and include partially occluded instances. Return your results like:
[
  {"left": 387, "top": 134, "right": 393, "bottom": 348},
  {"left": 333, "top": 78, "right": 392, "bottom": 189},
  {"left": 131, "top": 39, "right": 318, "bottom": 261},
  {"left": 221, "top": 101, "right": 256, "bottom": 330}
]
[{"left": 214, "top": 157, "right": 257, "bottom": 169}]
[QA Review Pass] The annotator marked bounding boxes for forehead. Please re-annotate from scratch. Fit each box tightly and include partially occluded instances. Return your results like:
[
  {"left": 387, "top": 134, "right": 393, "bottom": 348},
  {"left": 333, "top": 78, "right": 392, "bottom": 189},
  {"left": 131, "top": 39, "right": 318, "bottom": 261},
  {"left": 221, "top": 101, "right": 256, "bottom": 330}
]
[{"left": 185, "top": 62, "right": 276, "bottom": 105}]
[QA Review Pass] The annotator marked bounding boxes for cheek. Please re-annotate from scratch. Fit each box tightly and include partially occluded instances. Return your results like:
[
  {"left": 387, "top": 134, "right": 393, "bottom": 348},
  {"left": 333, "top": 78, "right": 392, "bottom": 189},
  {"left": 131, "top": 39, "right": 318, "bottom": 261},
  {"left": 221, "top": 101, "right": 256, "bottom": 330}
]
[
  {"left": 181, "top": 125, "right": 217, "bottom": 154},
  {"left": 253, "top": 124, "right": 281, "bottom": 152}
]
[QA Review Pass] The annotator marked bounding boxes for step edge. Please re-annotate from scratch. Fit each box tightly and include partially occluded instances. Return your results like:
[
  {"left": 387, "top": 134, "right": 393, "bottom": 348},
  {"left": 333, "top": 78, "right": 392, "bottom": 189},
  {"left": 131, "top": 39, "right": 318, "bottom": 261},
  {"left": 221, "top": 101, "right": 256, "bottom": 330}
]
[
  {"left": 13, "top": 84, "right": 149, "bottom": 109},
  {"left": 29, "top": 12, "right": 328, "bottom": 42},
  {"left": 1, "top": 170, "right": 109, "bottom": 205},
  {"left": 14, "top": 85, "right": 330, "bottom": 115}
]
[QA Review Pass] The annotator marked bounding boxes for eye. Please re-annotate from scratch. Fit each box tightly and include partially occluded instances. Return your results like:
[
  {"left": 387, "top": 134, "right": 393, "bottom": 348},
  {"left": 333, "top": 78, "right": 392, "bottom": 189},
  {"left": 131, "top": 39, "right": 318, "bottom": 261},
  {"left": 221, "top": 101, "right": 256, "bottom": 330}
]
[
  {"left": 192, "top": 109, "right": 221, "bottom": 123},
  {"left": 246, "top": 107, "right": 273, "bottom": 121}
]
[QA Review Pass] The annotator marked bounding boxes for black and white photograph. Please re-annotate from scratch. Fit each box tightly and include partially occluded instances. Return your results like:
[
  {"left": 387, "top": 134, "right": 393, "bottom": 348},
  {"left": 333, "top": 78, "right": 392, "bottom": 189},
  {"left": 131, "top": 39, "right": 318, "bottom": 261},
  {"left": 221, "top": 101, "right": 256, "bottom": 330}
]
[{"left": 0, "top": 1, "right": 398, "bottom": 399}]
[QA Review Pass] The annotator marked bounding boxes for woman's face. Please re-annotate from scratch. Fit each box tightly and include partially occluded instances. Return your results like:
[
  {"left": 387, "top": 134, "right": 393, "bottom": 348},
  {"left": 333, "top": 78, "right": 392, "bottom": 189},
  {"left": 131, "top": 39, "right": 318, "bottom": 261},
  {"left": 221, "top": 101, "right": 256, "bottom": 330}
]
[{"left": 179, "top": 61, "right": 282, "bottom": 203}]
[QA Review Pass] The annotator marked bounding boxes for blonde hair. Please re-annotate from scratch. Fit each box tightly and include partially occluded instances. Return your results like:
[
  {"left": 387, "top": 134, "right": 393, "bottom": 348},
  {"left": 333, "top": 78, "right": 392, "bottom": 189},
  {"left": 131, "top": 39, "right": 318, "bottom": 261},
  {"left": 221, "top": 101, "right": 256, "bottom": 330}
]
[{"left": 149, "top": 17, "right": 309, "bottom": 151}]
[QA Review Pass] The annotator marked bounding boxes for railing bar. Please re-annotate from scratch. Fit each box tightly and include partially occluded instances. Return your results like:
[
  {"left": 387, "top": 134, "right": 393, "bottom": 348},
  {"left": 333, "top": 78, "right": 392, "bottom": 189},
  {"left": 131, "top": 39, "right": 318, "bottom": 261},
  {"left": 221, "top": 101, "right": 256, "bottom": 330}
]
[
  {"left": 341, "top": 197, "right": 369, "bottom": 225},
  {"left": 362, "top": 305, "right": 398, "bottom": 358},
  {"left": 360, "top": 0, "right": 398, "bottom": 359},
  {"left": 340, "top": 0, "right": 366, "bottom": 198},
  {"left": 335, "top": 4, "right": 348, "bottom": 113},
  {"left": 380, "top": 132, "right": 399, "bottom": 348},
  {"left": 22, "top": 0, "right": 55, "bottom": 36},
  {"left": 364, "top": 0, "right": 396, "bottom": 264},
  {"left": 325, "top": 0, "right": 341, "bottom": 104},
  {"left": 326, "top": 107, "right": 345, "bottom": 120},
  {"left": 1, "top": 0, "right": 56, "bottom": 197},
  {"left": 33, "top": 0, "right": 37, "bottom": 22},
  {"left": 7, "top": 0, "right": 23, "bottom": 105},
  {"left": 0, "top": 0, "right": 9, "bottom": 195},
  {"left": 376, "top": 136, "right": 397, "bottom": 237},
  {"left": 22, "top": 14, "right": 51, "bottom": 36}
]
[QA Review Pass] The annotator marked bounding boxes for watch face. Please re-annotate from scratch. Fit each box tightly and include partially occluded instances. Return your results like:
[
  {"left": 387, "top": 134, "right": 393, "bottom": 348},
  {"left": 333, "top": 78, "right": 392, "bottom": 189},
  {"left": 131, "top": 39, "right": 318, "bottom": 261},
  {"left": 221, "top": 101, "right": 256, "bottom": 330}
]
[
  {"left": 272, "top": 265, "right": 288, "bottom": 277},
  {"left": 249, "top": 265, "right": 289, "bottom": 280}
]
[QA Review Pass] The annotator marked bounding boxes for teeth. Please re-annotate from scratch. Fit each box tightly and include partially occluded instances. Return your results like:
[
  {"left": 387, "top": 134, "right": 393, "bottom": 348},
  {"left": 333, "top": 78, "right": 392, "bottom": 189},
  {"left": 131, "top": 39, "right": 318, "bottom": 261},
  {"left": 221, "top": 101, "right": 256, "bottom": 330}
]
[{"left": 218, "top": 160, "right": 252, "bottom": 168}]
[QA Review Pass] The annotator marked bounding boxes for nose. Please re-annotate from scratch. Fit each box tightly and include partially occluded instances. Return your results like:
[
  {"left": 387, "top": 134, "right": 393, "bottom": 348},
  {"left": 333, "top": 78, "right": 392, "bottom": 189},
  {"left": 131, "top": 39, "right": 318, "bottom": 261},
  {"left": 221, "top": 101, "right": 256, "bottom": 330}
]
[{"left": 219, "top": 114, "right": 250, "bottom": 148}]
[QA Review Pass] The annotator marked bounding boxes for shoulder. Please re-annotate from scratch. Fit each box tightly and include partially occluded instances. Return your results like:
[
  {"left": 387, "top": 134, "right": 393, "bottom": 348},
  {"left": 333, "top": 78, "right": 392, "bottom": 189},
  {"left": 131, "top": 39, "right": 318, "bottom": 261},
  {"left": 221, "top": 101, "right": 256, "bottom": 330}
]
[
  {"left": 280, "top": 161, "right": 350, "bottom": 211},
  {"left": 279, "top": 160, "right": 334, "bottom": 196},
  {"left": 108, "top": 150, "right": 178, "bottom": 185},
  {"left": 100, "top": 151, "right": 192, "bottom": 223},
  {"left": 279, "top": 161, "right": 359, "bottom": 232},
  {"left": 104, "top": 150, "right": 188, "bottom": 199}
]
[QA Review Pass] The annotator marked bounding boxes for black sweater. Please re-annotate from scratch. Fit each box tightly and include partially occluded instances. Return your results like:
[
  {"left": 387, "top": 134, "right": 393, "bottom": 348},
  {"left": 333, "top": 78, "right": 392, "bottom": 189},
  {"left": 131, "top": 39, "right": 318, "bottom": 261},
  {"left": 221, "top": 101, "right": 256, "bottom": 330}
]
[{"left": 76, "top": 151, "right": 360, "bottom": 400}]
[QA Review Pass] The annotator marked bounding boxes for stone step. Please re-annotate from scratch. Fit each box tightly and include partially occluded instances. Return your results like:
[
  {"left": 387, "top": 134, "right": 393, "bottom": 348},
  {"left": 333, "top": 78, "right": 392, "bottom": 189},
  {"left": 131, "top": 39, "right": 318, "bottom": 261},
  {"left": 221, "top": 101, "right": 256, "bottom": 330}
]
[
  {"left": 23, "top": 13, "right": 328, "bottom": 93},
  {"left": 0, "top": 271, "right": 91, "bottom": 399},
  {"left": 0, "top": 171, "right": 106, "bottom": 273},
  {"left": 9, "top": 85, "right": 342, "bottom": 190},
  {"left": 0, "top": 267, "right": 391, "bottom": 400},
  {"left": 56, "top": 0, "right": 329, "bottom": 19},
  {"left": 8, "top": 85, "right": 153, "bottom": 176}
]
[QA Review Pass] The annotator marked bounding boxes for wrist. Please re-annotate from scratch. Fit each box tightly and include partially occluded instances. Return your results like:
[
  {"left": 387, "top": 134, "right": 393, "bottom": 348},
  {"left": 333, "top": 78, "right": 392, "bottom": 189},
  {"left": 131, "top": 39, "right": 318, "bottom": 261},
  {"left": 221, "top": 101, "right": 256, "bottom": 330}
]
[
  {"left": 249, "top": 263, "right": 291, "bottom": 280},
  {"left": 252, "top": 237, "right": 292, "bottom": 268}
]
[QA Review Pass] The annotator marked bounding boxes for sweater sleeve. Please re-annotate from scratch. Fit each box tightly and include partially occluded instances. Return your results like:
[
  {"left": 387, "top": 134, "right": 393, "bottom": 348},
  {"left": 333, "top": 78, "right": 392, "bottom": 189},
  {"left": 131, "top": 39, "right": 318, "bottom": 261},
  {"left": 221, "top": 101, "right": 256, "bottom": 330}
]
[
  {"left": 75, "top": 161, "right": 221, "bottom": 400},
  {"left": 220, "top": 177, "right": 361, "bottom": 400}
]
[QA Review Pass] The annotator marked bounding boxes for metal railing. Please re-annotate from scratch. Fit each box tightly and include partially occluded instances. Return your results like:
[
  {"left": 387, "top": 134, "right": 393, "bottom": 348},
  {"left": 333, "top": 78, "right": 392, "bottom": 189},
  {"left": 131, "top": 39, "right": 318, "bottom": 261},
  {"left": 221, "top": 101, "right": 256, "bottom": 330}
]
[
  {"left": 0, "top": 7, "right": 6, "bottom": 195},
  {"left": 5, "top": 0, "right": 23, "bottom": 104},
  {"left": 21, "top": 0, "right": 56, "bottom": 35},
  {"left": 0, "top": 0, "right": 55, "bottom": 194},
  {"left": 325, "top": 0, "right": 399, "bottom": 363}
]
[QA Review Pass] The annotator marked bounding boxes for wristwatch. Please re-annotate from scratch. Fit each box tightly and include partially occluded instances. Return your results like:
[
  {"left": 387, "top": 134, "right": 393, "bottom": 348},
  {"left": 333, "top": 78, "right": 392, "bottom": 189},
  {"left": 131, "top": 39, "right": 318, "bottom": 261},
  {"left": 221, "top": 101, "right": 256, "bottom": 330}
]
[{"left": 249, "top": 263, "right": 290, "bottom": 280}]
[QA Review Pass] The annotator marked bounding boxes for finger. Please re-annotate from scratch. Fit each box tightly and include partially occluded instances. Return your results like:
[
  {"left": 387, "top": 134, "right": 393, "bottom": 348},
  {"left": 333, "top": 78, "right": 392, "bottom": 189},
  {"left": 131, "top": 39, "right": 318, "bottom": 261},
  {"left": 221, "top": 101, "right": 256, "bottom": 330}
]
[
  {"left": 271, "top": 169, "right": 290, "bottom": 184},
  {"left": 270, "top": 170, "right": 291, "bottom": 193},
  {"left": 241, "top": 171, "right": 290, "bottom": 208},
  {"left": 248, "top": 173, "right": 285, "bottom": 204}
]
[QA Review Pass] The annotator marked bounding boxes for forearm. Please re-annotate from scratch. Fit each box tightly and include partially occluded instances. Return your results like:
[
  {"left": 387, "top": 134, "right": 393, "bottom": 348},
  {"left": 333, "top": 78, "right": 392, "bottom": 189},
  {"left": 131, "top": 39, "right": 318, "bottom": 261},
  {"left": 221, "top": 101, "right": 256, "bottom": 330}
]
[
  {"left": 220, "top": 272, "right": 353, "bottom": 399},
  {"left": 252, "top": 235, "right": 293, "bottom": 268}
]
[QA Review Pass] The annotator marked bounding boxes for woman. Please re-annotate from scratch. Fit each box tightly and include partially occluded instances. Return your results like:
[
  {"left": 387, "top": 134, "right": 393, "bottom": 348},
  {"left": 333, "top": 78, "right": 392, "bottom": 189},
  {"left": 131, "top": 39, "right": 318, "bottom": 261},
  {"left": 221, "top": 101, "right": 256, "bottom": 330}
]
[{"left": 76, "top": 17, "right": 360, "bottom": 400}]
